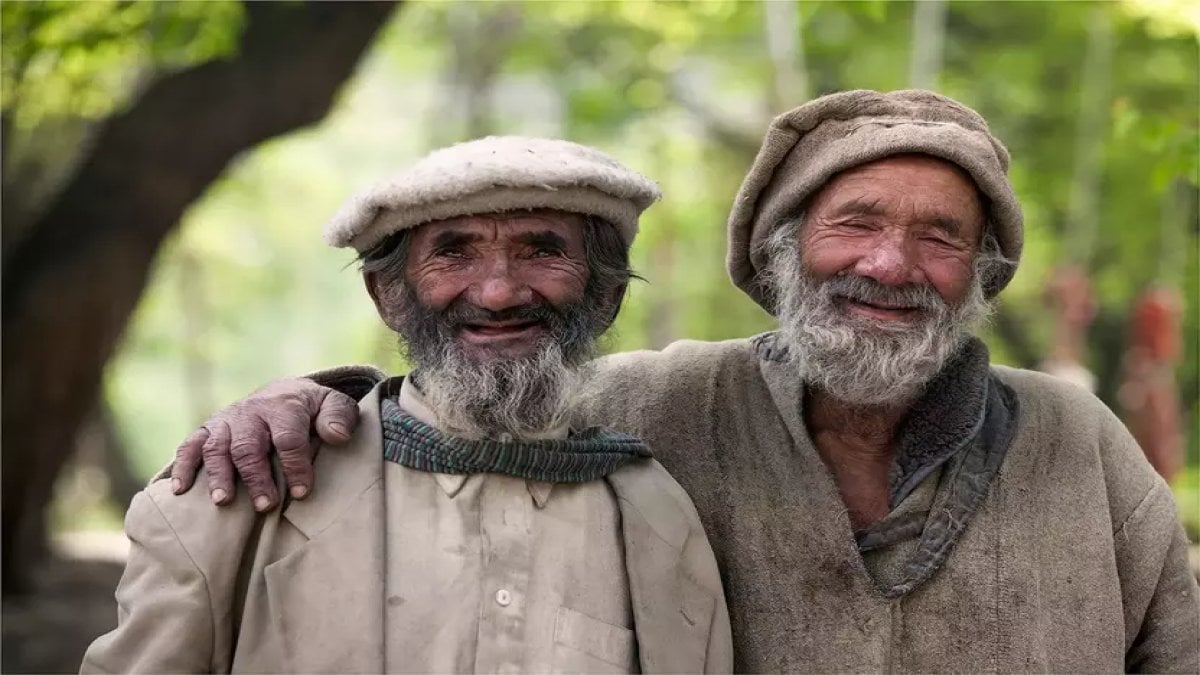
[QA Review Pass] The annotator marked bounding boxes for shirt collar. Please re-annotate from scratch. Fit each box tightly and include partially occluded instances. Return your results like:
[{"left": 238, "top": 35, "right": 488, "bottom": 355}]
[{"left": 398, "top": 376, "right": 558, "bottom": 507}]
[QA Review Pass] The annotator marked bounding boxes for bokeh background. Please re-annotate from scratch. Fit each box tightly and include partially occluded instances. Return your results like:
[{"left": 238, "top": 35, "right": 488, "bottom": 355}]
[{"left": 3, "top": 1, "right": 1197, "bottom": 671}]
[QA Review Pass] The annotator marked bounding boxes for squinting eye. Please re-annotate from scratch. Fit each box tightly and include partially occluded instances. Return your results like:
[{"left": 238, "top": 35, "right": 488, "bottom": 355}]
[
  {"left": 531, "top": 248, "right": 563, "bottom": 258},
  {"left": 839, "top": 221, "right": 874, "bottom": 231},
  {"left": 434, "top": 248, "right": 468, "bottom": 259}
]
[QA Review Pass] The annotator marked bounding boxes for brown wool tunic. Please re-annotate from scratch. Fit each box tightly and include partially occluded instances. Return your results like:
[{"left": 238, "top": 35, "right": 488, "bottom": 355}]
[{"left": 568, "top": 334, "right": 1200, "bottom": 674}]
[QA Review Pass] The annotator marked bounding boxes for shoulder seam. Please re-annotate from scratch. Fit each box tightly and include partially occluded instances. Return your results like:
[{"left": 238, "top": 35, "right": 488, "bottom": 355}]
[
  {"left": 144, "top": 492, "right": 218, "bottom": 671},
  {"left": 1112, "top": 480, "right": 1170, "bottom": 539}
]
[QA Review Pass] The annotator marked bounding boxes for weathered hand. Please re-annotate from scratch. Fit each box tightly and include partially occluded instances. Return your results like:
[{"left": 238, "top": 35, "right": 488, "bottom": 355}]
[{"left": 171, "top": 378, "right": 360, "bottom": 511}]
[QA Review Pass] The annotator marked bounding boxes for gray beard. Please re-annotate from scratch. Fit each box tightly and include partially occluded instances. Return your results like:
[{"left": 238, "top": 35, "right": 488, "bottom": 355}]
[
  {"left": 414, "top": 338, "right": 589, "bottom": 440},
  {"left": 765, "top": 229, "right": 993, "bottom": 406},
  {"left": 391, "top": 284, "right": 604, "bottom": 440}
]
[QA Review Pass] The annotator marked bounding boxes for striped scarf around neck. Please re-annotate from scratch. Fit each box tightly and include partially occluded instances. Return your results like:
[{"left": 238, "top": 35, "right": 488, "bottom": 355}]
[{"left": 379, "top": 390, "right": 651, "bottom": 483}]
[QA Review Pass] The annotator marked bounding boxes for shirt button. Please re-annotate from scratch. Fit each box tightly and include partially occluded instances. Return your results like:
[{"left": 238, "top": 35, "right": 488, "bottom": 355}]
[{"left": 495, "top": 589, "right": 511, "bottom": 606}]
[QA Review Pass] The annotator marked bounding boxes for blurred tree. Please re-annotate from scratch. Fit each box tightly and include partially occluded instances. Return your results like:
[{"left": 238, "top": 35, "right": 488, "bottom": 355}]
[
  {"left": 909, "top": 0, "right": 948, "bottom": 89},
  {"left": 1, "top": 0, "right": 398, "bottom": 594}
]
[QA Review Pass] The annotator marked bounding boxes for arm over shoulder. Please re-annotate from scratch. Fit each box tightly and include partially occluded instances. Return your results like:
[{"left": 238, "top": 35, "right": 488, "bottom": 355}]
[{"left": 577, "top": 338, "right": 759, "bottom": 441}]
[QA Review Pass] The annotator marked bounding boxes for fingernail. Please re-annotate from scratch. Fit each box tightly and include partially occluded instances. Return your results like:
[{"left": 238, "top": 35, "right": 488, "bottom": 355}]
[
  {"left": 253, "top": 496, "right": 270, "bottom": 511},
  {"left": 211, "top": 488, "right": 227, "bottom": 504},
  {"left": 290, "top": 485, "right": 308, "bottom": 499},
  {"left": 172, "top": 478, "right": 182, "bottom": 494},
  {"left": 328, "top": 422, "right": 348, "bottom": 437}
]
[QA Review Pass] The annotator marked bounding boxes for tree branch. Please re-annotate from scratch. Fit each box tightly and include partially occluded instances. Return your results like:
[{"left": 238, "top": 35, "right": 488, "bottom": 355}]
[
  {"left": 667, "top": 75, "right": 763, "bottom": 157},
  {"left": 1, "top": 0, "right": 398, "bottom": 594}
]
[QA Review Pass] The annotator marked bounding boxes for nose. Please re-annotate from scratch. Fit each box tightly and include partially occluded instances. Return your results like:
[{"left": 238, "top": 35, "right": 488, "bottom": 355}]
[
  {"left": 471, "top": 258, "right": 531, "bottom": 311},
  {"left": 852, "top": 231, "right": 920, "bottom": 286}
]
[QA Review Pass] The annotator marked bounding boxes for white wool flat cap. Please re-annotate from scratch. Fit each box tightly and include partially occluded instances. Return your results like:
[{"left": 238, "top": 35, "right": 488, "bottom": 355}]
[
  {"left": 324, "top": 136, "right": 661, "bottom": 252},
  {"left": 727, "top": 89, "right": 1023, "bottom": 314}
]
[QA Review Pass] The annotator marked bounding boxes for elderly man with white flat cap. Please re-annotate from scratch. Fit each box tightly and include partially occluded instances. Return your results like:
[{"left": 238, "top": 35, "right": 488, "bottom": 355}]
[
  {"left": 168, "top": 90, "right": 1198, "bottom": 673},
  {"left": 82, "top": 137, "right": 732, "bottom": 674}
]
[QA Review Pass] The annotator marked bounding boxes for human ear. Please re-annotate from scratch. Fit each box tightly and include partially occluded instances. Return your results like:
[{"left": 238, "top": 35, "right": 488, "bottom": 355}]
[
  {"left": 363, "top": 272, "right": 404, "bottom": 332},
  {"left": 604, "top": 281, "right": 628, "bottom": 325}
]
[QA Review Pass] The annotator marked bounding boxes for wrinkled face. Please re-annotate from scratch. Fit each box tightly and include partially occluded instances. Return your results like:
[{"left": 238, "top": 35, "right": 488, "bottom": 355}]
[
  {"left": 364, "top": 210, "right": 629, "bottom": 438},
  {"left": 800, "top": 154, "right": 984, "bottom": 314},
  {"left": 386, "top": 211, "right": 591, "bottom": 360},
  {"left": 767, "top": 154, "right": 997, "bottom": 406}
]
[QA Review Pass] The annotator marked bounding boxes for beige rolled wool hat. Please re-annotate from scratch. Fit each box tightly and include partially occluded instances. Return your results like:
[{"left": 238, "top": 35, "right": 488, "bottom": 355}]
[
  {"left": 324, "top": 136, "right": 661, "bottom": 252},
  {"left": 727, "top": 89, "right": 1024, "bottom": 314}
]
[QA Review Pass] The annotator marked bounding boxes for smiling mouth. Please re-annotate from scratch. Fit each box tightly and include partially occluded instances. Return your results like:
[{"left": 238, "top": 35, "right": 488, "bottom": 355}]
[
  {"left": 460, "top": 321, "right": 545, "bottom": 343},
  {"left": 841, "top": 298, "right": 921, "bottom": 321}
]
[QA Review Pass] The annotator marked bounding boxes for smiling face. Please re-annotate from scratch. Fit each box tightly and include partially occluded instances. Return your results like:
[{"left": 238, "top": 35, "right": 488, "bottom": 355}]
[
  {"left": 766, "top": 154, "right": 997, "bottom": 405},
  {"left": 800, "top": 154, "right": 985, "bottom": 319},
  {"left": 362, "top": 209, "right": 630, "bottom": 438},
  {"left": 377, "top": 211, "right": 591, "bottom": 361}
]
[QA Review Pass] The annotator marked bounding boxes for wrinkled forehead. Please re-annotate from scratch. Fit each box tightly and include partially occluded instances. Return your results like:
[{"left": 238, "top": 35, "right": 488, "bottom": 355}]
[
  {"left": 410, "top": 209, "right": 588, "bottom": 243},
  {"left": 807, "top": 154, "right": 987, "bottom": 225}
]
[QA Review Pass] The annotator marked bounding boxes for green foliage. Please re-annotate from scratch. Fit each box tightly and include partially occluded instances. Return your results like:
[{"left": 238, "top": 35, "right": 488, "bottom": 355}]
[{"left": 1, "top": 0, "right": 242, "bottom": 129}]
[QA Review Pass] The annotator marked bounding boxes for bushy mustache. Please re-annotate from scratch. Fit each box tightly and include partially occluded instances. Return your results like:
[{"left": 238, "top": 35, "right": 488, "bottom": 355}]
[
  {"left": 822, "top": 274, "right": 946, "bottom": 314},
  {"left": 441, "top": 299, "right": 568, "bottom": 333},
  {"left": 420, "top": 296, "right": 597, "bottom": 366}
]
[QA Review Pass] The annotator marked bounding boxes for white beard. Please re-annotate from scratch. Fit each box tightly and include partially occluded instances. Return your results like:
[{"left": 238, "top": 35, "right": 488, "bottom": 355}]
[{"left": 764, "top": 227, "right": 993, "bottom": 406}]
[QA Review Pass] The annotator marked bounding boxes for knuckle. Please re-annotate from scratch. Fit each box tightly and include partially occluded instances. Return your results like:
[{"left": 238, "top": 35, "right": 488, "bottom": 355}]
[
  {"left": 279, "top": 453, "right": 314, "bottom": 473},
  {"left": 273, "top": 429, "right": 310, "bottom": 452},
  {"left": 172, "top": 455, "right": 199, "bottom": 474},
  {"left": 275, "top": 396, "right": 306, "bottom": 414},
  {"left": 205, "top": 461, "right": 233, "bottom": 482},
  {"left": 201, "top": 439, "right": 226, "bottom": 458},
  {"left": 229, "top": 439, "right": 266, "bottom": 463},
  {"left": 227, "top": 409, "right": 265, "bottom": 431},
  {"left": 328, "top": 391, "right": 358, "bottom": 411},
  {"left": 175, "top": 444, "right": 200, "bottom": 462},
  {"left": 277, "top": 388, "right": 316, "bottom": 410},
  {"left": 243, "top": 473, "right": 274, "bottom": 492}
]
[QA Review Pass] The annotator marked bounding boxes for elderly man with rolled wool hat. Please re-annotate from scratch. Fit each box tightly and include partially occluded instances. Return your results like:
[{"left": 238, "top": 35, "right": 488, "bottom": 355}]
[
  {"left": 82, "top": 137, "right": 732, "bottom": 674},
  {"left": 171, "top": 90, "right": 1199, "bottom": 673}
]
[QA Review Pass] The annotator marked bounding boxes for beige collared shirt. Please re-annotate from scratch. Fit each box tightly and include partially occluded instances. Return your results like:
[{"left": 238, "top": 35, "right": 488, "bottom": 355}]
[{"left": 383, "top": 378, "right": 636, "bottom": 673}]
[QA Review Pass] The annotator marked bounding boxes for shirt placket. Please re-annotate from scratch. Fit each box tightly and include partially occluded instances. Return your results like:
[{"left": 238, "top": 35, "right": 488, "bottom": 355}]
[{"left": 475, "top": 476, "right": 533, "bottom": 674}]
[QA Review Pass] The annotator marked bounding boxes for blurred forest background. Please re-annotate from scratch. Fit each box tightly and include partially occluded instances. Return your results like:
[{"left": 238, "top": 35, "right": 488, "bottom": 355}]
[{"left": 2, "top": 1, "right": 1197, "bottom": 671}]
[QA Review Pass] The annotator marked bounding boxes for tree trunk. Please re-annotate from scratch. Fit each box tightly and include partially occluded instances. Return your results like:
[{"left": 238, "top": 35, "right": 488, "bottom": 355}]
[
  {"left": 446, "top": 4, "right": 523, "bottom": 140},
  {"left": 909, "top": 0, "right": 948, "bottom": 89},
  {"left": 1065, "top": 6, "right": 1113, "bottom": 265},
  {"left": 1, "top": 0, "right": 399, "bottom": 594},
  {"left": 763, "top": 0, "right": 808, "bottom": 112}
]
